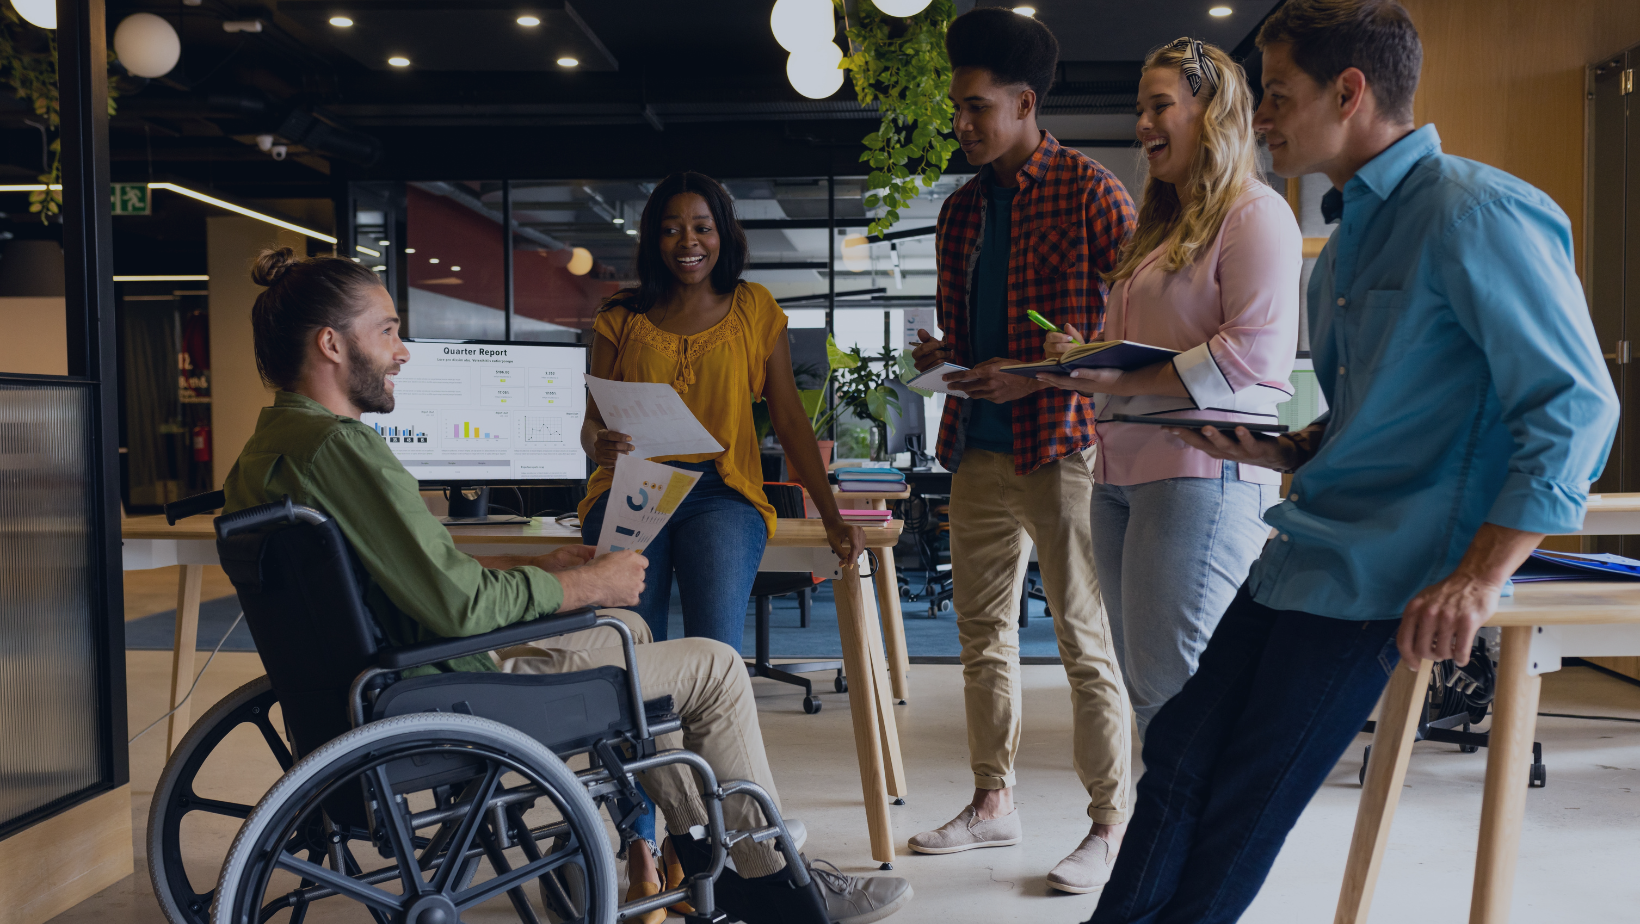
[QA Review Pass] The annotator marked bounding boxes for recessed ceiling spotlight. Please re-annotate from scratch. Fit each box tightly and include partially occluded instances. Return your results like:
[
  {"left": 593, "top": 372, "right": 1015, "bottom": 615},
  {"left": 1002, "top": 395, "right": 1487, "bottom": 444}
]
[
  {"left": 1012, "top": 6, "right": 1035, "bottom": 16},
  {"left": 612, "top": 217, "right": 625, "bottom": 224},
  {"left": 1209, "top": 5, "right": 1232, "bottom": 15},
  {"left": 405, "top": 247, "right": 416, "bottom": 254},
  {"left": 328, "top": 15, "right": 353, "bottom": 27},
  {"left": 387, "top": 55, "right": 410, "bottom": 67},
  {"left": 451, "top": 265, "right": 462, "bottom": 271},
  {"left": 371, "top": 264, "right": 387, "bottom": 271},
  {"left": 428, "top": 257, "right": 440, "bottom": 264},
  {"left": 625, "top": 229, "right": 637, "bottom": 235},
  {"left": 557, "top": 56, "right": 579, "bottom": 67},
  {"left": 378, "top": 239, "right": 390, "bottom": 246},
  {"left": 517, "top": 15, "right": 541, "bottom": 26}
]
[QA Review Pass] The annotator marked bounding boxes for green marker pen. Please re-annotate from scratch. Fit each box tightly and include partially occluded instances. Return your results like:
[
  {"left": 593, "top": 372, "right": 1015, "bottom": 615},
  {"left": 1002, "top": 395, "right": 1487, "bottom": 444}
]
[{"left": 1025, "top": 309, "right": 1059, "bottom": 332}]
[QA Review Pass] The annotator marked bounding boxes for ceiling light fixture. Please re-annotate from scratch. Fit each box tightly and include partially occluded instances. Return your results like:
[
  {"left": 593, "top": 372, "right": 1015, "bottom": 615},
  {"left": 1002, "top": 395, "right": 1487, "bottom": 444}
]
[
  {"left": 625, "top": 229, "right": 637, "bottom": 235},
  {"left": 378, "top": 239, "right": 391, "bottom": 246},
  {"left": 787, "top": 41, "right": 845, "bottom": 99},
  {"left": 113, "top": 13, "right": 182, "bottom": 78},
  {"left": 770, "top": 0, "right": 833, "bottom": 52},
  {"left": 11, "top": 0, "right": 55, "bottom": 29},
  {"left": 113, "top": 275, "right": 210, "bottom": 282},
  {"left": 1209, "top": 5, "right": 1232, "bottom": 15},
  {"left": 405, "top": 248, "right": 416, "bottom": 253},
  {"left": 1011, "top": 5, "right": 1036, "bottom": 16},
  {"left": 556, "top": 56, "right": 579, "bottom": 67},
  {"left": 355, "top": 244, "right": 381, "bottom": 257},
  {"left": 147, "top": 182, "right": 337, "bottom": 243},
  {"left": 372, "top": 265, "right": 387, "bottom": 271},
  {"left": 871, "top": 0, "right": 934, "bottom": 15},
  {"left": 451, "top": 265, "right": 461, "bottom": 271},
  {"left": 517, "top": 15, "right": 541, "bottom": 26},
  {"left": 566, "top": 247, "right": 594, "bottom": 275},
  {"left": 428, "top": 257, "right": 440, "bottom": 264},
  {"left": 388, "top": 55, "right": 411, "bottom": 67},
  {"left": 328, "top": 15, "right": 353, "bottom": 26},
  {"left": 612, "top": 217, "right": 624, "bottom": 225}
]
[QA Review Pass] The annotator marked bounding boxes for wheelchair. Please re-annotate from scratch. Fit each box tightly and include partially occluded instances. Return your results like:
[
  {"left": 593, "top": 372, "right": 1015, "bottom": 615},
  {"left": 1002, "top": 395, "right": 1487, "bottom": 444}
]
[{"left": 146, "top": 494, "right": 807, "bottom": 924}]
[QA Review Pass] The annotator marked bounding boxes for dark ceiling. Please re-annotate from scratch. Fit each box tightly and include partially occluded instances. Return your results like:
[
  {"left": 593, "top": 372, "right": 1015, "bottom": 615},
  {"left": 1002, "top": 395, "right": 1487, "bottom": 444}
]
[{"left": 0, "top": 0, "right": 1275, "bottom": 198}]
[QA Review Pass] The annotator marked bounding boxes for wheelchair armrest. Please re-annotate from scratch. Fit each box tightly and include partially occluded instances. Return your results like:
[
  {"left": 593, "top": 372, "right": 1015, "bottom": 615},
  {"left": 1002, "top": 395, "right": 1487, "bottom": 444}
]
[{"left": 376, "top": 606, "right": 600, "bottom": 671}]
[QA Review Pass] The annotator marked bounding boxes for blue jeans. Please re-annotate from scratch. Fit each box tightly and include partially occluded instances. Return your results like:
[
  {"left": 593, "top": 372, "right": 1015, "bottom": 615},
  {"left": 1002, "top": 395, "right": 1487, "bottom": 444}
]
[
  {"left": 580, "top": 461, "right": 767, "bottom": 649},
  {"left": 1087, "top": 587, "right": 1400, "bottom": 924},
  {"left": 1089, "top": 462, "right": 1277, "bottom": 735}
]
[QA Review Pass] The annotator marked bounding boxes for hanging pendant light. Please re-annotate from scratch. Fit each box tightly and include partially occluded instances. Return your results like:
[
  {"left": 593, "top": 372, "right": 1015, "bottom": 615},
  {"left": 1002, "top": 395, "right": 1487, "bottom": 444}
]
[
  {"left": 869, "top": 0, "right": 934, "bottom": 17},
  {"left": 769, "top": 0, "right": 834, "bottom": 53},
  {"left": 787, "top": 41, "right": 844, "bottom": 100},
  {"left": 114, "top": 13, "right": 182, "bottom": 78},
  {"left": 11, "top": 0, "right": 55, "bottom": 29}
]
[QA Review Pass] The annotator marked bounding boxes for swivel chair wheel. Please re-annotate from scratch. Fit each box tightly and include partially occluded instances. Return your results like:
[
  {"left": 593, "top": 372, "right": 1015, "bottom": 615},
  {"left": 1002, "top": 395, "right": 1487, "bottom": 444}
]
[
  {"left": 148, "top": 675, "right": 293, "bottom": 924},
  {"left": 1460, "top": 743, "right": 1480, "bottom": 754},
  {"left": 212, "top": 713, "right": 618, "bottom": 924},
  {"left": 1530, "top": 762, "right": 1547, "bottom": 788},
  {"left": 803, "top": 696, "right": 822, "bottom": 714},
  {"left": 834, "top": 673, "right": 848, "bottom": 694}
]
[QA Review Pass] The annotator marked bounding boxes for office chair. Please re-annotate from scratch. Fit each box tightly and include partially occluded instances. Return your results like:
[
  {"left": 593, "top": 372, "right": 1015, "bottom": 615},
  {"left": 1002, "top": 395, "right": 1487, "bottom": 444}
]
[{"left": 748, "top": 483, "right": 844, "bottom": 714}]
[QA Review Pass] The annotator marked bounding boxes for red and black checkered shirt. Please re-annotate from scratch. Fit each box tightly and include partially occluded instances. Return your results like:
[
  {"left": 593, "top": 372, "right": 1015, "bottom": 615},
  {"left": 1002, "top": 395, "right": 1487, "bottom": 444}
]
[{"left": 933, "top": 132, "right": 1136, "bottom": 475}]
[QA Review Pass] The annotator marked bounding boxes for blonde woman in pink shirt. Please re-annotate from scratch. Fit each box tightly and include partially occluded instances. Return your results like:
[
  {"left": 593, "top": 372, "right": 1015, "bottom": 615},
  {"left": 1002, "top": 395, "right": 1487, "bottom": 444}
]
[{"left": 1037, "top": 38, "right": 1301, "bottom": 739}]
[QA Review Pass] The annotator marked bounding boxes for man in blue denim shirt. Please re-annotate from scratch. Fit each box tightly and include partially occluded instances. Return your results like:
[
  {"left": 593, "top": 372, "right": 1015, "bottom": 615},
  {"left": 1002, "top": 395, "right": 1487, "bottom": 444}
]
[{"left": 1087, "top": 2, "right": 1620, "bottom": 922}]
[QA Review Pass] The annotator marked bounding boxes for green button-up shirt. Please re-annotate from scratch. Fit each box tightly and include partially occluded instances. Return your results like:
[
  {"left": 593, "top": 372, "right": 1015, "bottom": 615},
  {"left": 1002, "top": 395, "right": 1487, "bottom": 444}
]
[{"left": 222, "top": 391, "right": 565, "bottom": 673}]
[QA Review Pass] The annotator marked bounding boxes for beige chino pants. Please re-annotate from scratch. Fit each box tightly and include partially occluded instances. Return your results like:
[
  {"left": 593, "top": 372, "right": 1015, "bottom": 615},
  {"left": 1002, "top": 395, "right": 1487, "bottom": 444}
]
[
  {"left": 495, "top": 608, "right": 785, "bottom": 877},
  {"left": 949, "top": 448, "right": 1132, "bottom": 824}
]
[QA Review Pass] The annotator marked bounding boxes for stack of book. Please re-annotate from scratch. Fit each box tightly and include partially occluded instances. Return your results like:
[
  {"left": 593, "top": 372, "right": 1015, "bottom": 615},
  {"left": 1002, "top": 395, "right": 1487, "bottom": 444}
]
[{"left": 837, "top": 467, "right": 907, "bottom": 493}]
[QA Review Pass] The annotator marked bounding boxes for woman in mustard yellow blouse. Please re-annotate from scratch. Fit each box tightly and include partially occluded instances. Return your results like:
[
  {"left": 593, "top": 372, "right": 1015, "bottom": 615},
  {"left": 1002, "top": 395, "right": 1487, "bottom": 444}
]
[{"left": 578, "top": 171, "right": 860, "bottom": 648}]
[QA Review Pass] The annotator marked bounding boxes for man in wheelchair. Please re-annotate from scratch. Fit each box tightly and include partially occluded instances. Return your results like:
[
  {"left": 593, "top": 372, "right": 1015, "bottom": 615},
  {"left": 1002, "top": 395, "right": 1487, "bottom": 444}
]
[{"left": 218, "top": 248, "right": 911, "bottom": 924}]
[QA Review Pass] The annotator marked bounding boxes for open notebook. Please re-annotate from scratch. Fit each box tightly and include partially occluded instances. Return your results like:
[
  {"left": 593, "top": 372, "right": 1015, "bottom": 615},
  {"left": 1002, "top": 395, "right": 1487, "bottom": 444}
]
[{"left": 1001, "top": 340, "right": 1179, "bottom": 377}]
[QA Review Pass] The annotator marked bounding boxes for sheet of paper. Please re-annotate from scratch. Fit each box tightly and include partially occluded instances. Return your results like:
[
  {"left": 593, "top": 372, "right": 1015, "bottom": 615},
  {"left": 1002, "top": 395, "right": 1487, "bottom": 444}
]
[
  {"left": 595, "top": 457, "right": 704, "bottom": 555},
  {"left": 903, "top": 307, "right": 939, "bottom": 349},
  {"left": 585, "top": 375, "right": 725, "bottom": 460},
  {"left": 905, "top": 362, "right": 973, "bottom": 396}
]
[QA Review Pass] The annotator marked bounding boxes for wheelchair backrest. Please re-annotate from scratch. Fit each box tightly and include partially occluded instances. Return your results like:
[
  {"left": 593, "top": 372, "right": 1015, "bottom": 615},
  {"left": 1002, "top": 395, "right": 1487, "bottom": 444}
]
[{"left": 215, "top": 499, "right": 381, "bottom": 759}]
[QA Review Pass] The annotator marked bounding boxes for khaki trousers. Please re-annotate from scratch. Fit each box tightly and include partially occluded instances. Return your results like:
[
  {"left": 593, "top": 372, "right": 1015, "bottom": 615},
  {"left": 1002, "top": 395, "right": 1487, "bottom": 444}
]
[
  {"left": 495, "top": 608, "right": 785, "bottom": 877},
  {"left": 949, "top": 448, "right": 1132, "bottom": 824}
]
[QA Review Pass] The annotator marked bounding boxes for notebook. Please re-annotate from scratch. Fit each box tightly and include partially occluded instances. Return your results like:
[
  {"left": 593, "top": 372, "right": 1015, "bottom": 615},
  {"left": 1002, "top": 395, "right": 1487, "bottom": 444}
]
[{"left": 1000, "top": 340, "right": 1180, "bottom": 378}]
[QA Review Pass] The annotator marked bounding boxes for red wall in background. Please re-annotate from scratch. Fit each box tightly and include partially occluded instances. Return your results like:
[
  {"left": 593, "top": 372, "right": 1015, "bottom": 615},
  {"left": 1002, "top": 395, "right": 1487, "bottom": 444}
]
[{"left": 406, "top": 184, "right": 617, "bottom": 331}]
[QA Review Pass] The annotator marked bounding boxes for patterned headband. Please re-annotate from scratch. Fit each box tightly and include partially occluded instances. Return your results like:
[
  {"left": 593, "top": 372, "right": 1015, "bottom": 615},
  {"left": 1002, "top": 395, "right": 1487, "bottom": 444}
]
[{"left": 1168, "top": 37, "right": 1221, "bottom": 97}]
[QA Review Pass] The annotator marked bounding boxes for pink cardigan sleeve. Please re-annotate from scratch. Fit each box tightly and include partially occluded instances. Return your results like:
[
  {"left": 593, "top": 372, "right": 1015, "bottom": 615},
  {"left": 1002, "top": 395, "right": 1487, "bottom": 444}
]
[{"left": 1172, "top": 188, "right": 1303, "bottom": 405}]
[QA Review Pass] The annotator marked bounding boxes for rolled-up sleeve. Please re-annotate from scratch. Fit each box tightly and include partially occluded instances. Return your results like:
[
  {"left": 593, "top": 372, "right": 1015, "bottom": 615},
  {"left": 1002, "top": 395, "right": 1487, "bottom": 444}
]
[
  {"left": 1439, "top": 195, "right": 1620, "bottom": 534},
  {"left": 1173, "top": 194, "right": 1303, "bottom": 408},
  {"left": 312, "top": 428, "right": 565, "bottom": 638}
]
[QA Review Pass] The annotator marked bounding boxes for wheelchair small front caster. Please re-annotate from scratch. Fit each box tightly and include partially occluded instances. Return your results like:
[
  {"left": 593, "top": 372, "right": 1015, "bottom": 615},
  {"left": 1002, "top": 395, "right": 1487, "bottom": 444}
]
[
  {"left": 834, "top": 674, "right": 848, "bottom": 693},
  {"left": 803, "top": 696, "right": 822, "bottom": 714}
]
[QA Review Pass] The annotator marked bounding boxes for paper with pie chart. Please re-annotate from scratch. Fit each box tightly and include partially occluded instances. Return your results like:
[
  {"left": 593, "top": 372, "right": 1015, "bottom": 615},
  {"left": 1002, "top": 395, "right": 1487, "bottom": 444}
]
[
  {"left": 585, "top": 375, "right": 724, "bottom": 460},
  {"left": 594, "top": 457, "right": 704, "bottom": 556}
]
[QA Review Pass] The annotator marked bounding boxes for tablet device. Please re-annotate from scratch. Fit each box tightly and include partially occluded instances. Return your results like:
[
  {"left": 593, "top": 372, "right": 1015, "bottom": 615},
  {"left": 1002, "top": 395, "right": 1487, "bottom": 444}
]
[{"left": 1111, "top": 413, "right": 1289, "bottom": 433}]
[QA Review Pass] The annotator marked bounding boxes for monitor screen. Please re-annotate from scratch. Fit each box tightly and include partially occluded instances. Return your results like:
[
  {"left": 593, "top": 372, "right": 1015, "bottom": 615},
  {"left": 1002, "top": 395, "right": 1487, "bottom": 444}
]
[{"left": 361, "top": 338, "right": 588, "bottom": 485}]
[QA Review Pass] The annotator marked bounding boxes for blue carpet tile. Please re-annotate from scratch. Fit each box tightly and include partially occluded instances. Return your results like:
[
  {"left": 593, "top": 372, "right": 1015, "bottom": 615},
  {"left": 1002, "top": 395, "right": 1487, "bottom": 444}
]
[{"left": 125, "top": 570, "right": 1065, "bottom": 661}]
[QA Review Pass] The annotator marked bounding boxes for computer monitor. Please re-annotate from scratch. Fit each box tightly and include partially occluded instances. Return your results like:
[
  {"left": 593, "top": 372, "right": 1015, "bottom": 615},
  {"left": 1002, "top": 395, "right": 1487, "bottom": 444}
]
[{"left": 361, "top": 338, "right": 588, "bottom": 515}]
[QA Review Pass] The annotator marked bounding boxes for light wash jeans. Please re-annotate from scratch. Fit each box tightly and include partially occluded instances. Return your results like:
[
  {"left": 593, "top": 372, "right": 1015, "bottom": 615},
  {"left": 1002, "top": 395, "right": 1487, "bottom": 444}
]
[{"left": 1089, "top": 461, "right": 1278, "bottom": 736}]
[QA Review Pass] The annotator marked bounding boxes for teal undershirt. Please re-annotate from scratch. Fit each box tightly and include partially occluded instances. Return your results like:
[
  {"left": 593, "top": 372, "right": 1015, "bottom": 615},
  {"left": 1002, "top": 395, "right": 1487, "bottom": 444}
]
[{"left": 966, "top": 181, "right": 1018, "bottom": 454}]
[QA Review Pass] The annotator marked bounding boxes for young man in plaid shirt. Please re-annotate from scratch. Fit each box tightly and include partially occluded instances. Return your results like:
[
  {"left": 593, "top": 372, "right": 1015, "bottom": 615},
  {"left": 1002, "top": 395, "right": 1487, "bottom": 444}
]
[{"left": 907, "top": 7, "right": 1138, "bottom": 894}]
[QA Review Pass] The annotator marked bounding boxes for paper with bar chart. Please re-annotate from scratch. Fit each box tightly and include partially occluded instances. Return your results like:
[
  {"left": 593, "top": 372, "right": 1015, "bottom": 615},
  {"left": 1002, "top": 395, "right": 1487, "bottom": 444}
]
[
  {"left": 594, "top": 457, "right": 703, "bottom": 555},
  {"left": 584, "top": 375, "right": 723, "bottom": 460},
  {"left": 361, "top": 340, "right": 588, "bottom": 483}
]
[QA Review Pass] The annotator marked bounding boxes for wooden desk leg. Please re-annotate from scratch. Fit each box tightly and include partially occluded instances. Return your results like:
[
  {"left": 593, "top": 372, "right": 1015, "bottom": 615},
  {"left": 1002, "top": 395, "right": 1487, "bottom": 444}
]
[
  {"left": 1335, "top": 658, "right": 1432, "bottom": 924},
  {"left": 1470, "top": 626, "right": 1542, "bottom": 924},
  {"left": 857, "top": 566, "right": 908, "bottom": 801},
  {"left": 872, "top": 548, "right": 912, "bottom": 704},
  {"left": 832, "top": 563, "right": 897, "bottom": 867},
  {"left": 165, "top": 564, "right": 205, "bottom": 756}
]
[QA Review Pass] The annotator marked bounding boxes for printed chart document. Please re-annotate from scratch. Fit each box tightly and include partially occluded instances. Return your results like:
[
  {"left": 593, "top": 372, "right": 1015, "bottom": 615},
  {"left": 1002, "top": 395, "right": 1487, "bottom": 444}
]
[
  {"left": 595, "top": 457, "right": 703, "bottom": 555},
  {"left": 585, "top": 376, "right": 724, "bottom": 460}
]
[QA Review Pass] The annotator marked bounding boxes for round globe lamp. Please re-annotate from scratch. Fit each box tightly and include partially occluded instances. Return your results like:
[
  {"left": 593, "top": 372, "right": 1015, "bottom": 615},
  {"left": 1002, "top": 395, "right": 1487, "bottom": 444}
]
[
  {"left": 11, "top": 0, "right": 55, "bottom": 29},
  {"left": 842, "top": 235, "right": 870, "bottom": 272},
  {"left": 786, "top": 42, "right": 844, "bottom": 100},
  {"left": 114, "top": 13, "right": 182, "bottom": 78},
  {"left": 566, "top": 247, "right": 594, "bottom": 276},
  {"left": 870, "top": 0, "right": 933, "bottom": 16},
  {"left": 769, "top": 0, "right": 833, "bottom": 53}
]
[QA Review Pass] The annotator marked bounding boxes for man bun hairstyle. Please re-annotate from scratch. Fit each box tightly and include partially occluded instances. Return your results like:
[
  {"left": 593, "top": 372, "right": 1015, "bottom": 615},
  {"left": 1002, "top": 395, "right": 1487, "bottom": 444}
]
[
  {"left": 250, "top": 248, "right": 384, "bottom": 391},
  {"left": 1257, "top": 0, "right": 1422, "bottom": 124},
  {"left": 945, "top": 7, "right": 1059, "bottom": 101}
]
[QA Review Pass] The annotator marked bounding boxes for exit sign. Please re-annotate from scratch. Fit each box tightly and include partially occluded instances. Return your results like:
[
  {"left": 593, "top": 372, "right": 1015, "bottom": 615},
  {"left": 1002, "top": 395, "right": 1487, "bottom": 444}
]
[{"left": 111, "top": 184, "right": 150, "bottom": 215}]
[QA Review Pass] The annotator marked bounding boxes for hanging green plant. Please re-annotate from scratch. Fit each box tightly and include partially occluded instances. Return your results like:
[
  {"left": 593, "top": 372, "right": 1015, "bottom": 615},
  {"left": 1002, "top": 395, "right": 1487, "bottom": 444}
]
[
  {"left": 0, "top": 7, "right": 120, "bottom": 220},
  {"left": 839, "top": 0, "right": 959, "bottom": 238}
]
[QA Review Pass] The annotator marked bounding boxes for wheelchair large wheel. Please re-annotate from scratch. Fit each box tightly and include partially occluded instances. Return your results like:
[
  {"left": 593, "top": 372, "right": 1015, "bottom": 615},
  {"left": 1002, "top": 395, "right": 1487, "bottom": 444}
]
[
  {"left": 212, "top": 713, "right": 617, "bottom": 924},
  {"left": 149, "top": 675, "right": 293, "bottom": 924}
]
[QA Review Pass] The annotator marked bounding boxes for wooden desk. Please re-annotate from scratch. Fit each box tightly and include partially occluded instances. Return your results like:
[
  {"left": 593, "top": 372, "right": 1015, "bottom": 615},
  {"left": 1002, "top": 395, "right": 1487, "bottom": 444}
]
[
  {"left": 832, "top": 485, "right": 913, "bottom": 704},
  {"left": 1338, "top": 531, "right": 1640, "bottom": 923},
  {"left": 121, "top": 515, "right": 911, "bottom": 865}
]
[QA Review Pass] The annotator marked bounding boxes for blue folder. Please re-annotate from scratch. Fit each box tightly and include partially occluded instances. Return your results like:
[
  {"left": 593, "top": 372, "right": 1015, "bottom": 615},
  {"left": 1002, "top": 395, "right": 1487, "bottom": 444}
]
[{"left": 1511, "top": 550, "right": 1640, "bottom": 583}]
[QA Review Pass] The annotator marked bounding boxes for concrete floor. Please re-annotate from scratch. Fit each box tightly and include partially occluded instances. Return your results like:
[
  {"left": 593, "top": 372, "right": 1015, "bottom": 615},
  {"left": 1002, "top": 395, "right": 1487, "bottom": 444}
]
[{"left": 50, "top": 646, "right": 1640, "bottom": 924}]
